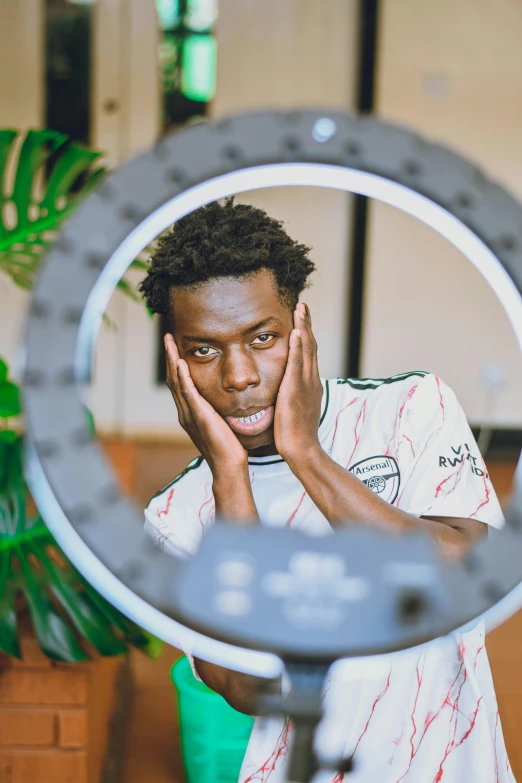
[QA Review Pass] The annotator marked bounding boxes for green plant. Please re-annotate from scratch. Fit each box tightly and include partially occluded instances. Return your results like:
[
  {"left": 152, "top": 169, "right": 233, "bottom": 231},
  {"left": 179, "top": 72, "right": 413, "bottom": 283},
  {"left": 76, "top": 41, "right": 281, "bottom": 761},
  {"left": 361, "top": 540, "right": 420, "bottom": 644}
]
[
  {"left": 0, "top": 358, "right": 161, "bottom": 662},
  {"left": 0, "top": 128, "right": 161, "bottom": 662},
  {"left": 0, "top": 128, "right": 148, "bottom": 300}
]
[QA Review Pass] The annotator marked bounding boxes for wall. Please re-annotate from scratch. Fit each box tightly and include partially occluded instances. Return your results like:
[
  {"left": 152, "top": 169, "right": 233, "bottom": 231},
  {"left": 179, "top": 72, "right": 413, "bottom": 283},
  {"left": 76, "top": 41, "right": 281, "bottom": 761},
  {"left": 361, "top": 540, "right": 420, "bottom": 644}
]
[
  {"left": 361, "top": 0, "right": 522, "bottom": 425},
  {"left": 0, "top": 0, "right": 359, "bottom": 437},
  {"left": 93, "top": 0, "right": 160, "bottom": 165},
  {"left": 0, "top": 0, "right": 160, "bottom": 435},
  {"left": 110, "top": 0, "right": 360, "bottom": 438},
  {"left": 0, "top": 0, "right": 44, "bottom": 396},
  {"left": 0, "top": 0, "right": 43, "bottom": 131},
  {"left": 213, "top": 0, "right": 359, "bottom": 383},
  {"left": 5, "top": 1, "right": 520, "bottom": 434}
]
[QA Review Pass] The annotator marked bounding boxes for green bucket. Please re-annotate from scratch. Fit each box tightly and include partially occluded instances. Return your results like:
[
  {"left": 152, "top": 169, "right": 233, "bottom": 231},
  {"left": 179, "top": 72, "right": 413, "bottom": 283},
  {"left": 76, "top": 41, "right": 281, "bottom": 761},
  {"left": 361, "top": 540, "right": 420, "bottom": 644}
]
[{"left": 172, "top": 656, "right": 254, "bottom": 783}]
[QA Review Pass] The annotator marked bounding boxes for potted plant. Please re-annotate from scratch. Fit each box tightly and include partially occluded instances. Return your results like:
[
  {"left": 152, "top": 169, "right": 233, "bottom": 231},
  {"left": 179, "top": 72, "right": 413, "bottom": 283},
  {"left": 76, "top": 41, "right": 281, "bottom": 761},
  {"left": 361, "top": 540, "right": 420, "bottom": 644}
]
[
  {"left": 0, "top": 129, "right": 157, "bottom": 783},
  {"left": 0, "top": 356, "right": 157, "bottom": 663}
]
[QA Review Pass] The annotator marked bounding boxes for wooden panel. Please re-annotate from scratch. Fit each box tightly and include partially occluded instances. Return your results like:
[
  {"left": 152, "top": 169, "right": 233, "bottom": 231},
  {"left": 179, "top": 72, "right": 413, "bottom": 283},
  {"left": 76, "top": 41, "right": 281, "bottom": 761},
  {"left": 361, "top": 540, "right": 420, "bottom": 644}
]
[
  {"left": 101, "top": 438, "right": 138, "bottom": 497},
  {"left": 86, "top": 656, "right": 123, "bottom": 783},
  {"left": 364, "top": 0, "right": 522, "bottom": 425},
  {"left": 213, "top": 0, "right": 358, "bottom": 116},
  {"left": 120, "top": 0, "right": 160, "bottom": 160},
  {"left": 484, "top": 460, "right": 520, "bottom": 778},
  {"left": 122, "top": 646, "right": 185, "bottom": 783},
  {"left": 133, "top": 441, "right": 200, "bottom": 510},
  {"left": 92, "top": 0, "right": 124, "bottom": 166},
  {"left": 0, "top": 0, "right": 43, "bottom": 383},
  {"left": 0, "top": 0, "right": 43, "bottom": 129}
]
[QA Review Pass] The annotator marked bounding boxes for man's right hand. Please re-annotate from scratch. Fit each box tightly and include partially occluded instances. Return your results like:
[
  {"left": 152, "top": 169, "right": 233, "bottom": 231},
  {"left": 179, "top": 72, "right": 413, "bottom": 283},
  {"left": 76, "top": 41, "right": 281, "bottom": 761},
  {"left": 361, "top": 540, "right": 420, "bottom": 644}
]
[
  {"left": 164, "top": 333, "right": 248, "bottom": 478},
  {"left": 165, "top": 334, "right": 259, "bottom": 525}
]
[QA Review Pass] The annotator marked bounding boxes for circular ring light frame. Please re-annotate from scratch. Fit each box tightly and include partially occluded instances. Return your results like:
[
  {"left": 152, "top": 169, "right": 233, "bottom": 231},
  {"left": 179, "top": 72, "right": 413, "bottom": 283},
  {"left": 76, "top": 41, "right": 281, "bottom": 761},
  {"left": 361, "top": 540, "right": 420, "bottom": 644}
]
[{"left": 23, "top": 110, "right": 522, "bottom": 676}]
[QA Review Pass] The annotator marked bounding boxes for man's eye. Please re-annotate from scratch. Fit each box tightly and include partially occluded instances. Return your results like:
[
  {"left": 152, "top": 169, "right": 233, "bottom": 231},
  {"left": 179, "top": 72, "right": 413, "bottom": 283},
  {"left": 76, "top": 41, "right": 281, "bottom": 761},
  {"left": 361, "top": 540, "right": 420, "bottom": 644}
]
[
  {"left": 193, "top": 346, "right": 218, "bottom": 357},
  {"left": 252, "top": 333, "right": 275, "bottom": 345}
]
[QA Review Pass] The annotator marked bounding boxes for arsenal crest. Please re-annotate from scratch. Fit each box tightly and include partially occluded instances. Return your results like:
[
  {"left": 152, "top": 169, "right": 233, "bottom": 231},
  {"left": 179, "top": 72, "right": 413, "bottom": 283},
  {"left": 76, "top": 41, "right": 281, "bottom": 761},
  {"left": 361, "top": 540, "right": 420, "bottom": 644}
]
[{"left": 349, "top": 455, "right": 400, "bottom": 504}]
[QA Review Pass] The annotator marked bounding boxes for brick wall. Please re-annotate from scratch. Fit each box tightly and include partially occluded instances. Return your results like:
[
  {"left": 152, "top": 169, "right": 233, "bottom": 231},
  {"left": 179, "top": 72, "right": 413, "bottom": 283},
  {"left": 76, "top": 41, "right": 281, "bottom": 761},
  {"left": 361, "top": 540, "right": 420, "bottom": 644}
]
[
  {"left": 0, "top": 618, "right": 124, "bottom": 783},
  {"left": 0, "top": 440, "right": 134, "bottom": 783}
]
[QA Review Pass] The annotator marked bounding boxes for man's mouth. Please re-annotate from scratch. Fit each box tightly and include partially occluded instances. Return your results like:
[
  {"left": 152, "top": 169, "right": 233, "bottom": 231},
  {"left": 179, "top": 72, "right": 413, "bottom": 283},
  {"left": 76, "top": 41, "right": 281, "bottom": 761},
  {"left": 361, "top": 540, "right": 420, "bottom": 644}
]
[{"left": 225, "top": 405, "right": 275, "bottom": 436}]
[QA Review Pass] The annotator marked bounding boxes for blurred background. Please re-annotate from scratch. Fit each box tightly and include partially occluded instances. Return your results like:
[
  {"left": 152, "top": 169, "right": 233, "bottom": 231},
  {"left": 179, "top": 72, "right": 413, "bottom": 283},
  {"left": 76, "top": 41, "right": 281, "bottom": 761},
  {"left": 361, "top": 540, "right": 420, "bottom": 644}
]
[{"left": 1, "top": 1, "right": 522, "bottom": 782}]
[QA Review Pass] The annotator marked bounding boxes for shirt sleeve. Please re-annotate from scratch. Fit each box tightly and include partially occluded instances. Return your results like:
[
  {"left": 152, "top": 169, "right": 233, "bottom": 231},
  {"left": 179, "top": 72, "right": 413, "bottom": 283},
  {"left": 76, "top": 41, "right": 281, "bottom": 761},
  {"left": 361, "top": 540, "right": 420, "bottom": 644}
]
[
  {"left": 144, "top": 504, "right": 193, "bottom": 560},
  {"left": 144, "top": 465, "right": 215, "bottom": 682},
  {"left": 144, "top": 461, "right": 215, "bottom": 558},
  {"left": 396, "top": 374, "right": 504, "bottom": 529}
]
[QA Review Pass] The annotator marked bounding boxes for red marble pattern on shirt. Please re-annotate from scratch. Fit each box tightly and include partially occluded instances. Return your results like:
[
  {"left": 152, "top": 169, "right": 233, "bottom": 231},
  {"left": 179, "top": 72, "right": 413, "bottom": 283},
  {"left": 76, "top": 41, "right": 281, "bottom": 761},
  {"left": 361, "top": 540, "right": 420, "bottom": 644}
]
[
  {"left": 158, "top": 487, "right": 175, "bottom": 518},
  {"left": 330, "top": 396, "right": 359, "bottom": 450},
  {"left": 198, "top": 483, "right": 214, "bottom": 530},
  {"left": 348, "top": 670, "right": 392, "bottom": 762},
  {"left": 392, "top": 643, "right": 488, "bottom": 783},
  {"left": 469, "top": 454, "right": 492, "bottom": 518},
  {"left": 434, "top": 377, "right": 446, "bottom": 420},
  {"left": 434, "top": 458, "right": 466, "bottom": 500},
  {"left": 431, "top": 696, "right": 482, "bottom": 782},
  {"left": 286, "top": 490, "right": 307, "bottom": 527},
  {"left": 242, "top": 720, "right": 292, "bottom": 783},
  {"left": 393, "top": 661, "right": 426, "bottom": 783},
  {"left": 395, "top": 380, "right": 450, "bottom": 509},
  {"left": 402, "top": 435, "right": 415, "bottom": 458},
  {"left": 385, "top": 385, "right": 419, "bottom": 459},
  {"left": 154, "top": 487, "right": 175, "bottom": 548},
  {"left": 242, "top": 642, "right": 513, "bottom": 783},
  {"left": 345, "top": 399, "right": 367, "bottom": 467}
]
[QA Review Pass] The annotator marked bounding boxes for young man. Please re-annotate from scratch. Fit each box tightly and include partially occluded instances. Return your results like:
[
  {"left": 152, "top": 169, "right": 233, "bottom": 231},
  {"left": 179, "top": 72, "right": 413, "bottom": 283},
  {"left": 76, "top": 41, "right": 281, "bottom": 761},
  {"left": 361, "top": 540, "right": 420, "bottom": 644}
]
[{"left": 140, "top": 199, "right": 514, "bottom": 782}]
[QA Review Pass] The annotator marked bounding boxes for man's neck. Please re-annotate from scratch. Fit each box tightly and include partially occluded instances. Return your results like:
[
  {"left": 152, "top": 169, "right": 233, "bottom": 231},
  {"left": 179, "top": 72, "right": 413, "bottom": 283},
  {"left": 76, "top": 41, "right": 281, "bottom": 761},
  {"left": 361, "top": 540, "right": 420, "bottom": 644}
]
[{"left": 247, "top": 442, "right": 280, "bottom": 458}]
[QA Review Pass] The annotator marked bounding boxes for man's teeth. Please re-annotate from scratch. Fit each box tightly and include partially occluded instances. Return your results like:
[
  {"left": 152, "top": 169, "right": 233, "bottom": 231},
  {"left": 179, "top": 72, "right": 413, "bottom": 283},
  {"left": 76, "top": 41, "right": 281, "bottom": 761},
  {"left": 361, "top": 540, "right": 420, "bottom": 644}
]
[{"left": 236, "top": 409, "right": 266, "bottom": 424}]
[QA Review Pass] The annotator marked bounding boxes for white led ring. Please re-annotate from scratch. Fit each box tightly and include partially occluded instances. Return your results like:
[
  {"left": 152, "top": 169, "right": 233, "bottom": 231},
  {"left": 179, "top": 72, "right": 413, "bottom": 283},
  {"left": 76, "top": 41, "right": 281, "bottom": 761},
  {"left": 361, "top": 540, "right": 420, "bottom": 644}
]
[{"left": 23, "top": 110, "right": 522, "bottom": 674}]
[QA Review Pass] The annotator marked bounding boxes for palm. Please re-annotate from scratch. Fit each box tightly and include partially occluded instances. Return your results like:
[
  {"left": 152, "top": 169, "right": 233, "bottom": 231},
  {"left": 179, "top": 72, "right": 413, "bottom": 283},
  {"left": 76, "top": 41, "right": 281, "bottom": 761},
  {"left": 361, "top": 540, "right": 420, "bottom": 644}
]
[
  {"left": 199, "top": 398, "right": 247, "bottom": 458},
  {"left": 273, "top": 359, "right": 294, "bottom": 437}
]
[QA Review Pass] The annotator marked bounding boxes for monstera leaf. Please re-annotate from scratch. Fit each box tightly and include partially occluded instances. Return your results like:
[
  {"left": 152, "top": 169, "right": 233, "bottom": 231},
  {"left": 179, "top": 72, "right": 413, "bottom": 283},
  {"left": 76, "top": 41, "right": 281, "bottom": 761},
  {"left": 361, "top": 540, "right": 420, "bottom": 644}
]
[
  {"left": 0, "top": 128, "right": 148, "bottom": 299},
  {"left": 0, "top": 434, "right": 162, "bottom": 662},
  {"left": 0, "top": 358, "right": 21, "bottom": 420},
  {"left": 0, "top": 360, "right": 162, "bottom": 662}
]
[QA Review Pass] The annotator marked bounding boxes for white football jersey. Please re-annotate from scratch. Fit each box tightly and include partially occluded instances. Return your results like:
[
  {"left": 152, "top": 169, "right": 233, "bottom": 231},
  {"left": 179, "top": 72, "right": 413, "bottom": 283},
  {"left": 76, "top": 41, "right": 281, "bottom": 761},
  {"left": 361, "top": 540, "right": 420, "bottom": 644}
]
[{"left": 145, "top": 372, "right": 514, "bottom": 783}]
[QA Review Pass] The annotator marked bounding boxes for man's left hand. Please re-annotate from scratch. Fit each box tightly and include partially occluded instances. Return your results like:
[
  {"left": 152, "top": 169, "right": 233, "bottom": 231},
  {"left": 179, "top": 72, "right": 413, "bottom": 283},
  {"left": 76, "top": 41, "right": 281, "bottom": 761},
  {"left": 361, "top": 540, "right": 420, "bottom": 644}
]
[{"left": 274, "top": 302, "right": 323, "bottom": 464}]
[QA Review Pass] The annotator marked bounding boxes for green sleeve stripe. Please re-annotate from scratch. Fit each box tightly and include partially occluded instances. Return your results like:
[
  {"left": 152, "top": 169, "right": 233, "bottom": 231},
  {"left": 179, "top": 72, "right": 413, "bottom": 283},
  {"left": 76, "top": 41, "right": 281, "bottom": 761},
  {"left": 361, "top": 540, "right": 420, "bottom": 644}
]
[
  {"left": 319, "top": 379, "right": 330, "bottom": 426},
  {"left": 336, "top": 370, "right": 429, "bottom": 391}
]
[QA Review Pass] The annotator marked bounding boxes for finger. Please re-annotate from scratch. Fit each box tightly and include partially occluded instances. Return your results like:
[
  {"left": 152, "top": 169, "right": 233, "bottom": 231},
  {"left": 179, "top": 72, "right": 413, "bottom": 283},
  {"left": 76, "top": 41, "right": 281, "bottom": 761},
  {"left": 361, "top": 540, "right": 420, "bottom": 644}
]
[
  {"left": 164, "top": 333, "right": 181, "bottom": 375},
  {"left": 286, "top": 328, "right": 304, "bottom": 376},
  {"left": 295, "top": 302, "right": 317, "bottom": 373},
  {"left": 176, "top": 359, "right": 205, "bottom": 420},
  {"left": 302, "top": 303, "right": 319, "bottom": 375},
  {"left": 164, "top": 334, "right": 179, "bottom": 393},
  {"left": 296, "top": 302, "right": 316, "bottom": 340},
  {"left": 164, "top": 335, "right": 190, "bottom": 420},
  {"left": 299, "top": 301, "right": 313, "bottom": 328}
]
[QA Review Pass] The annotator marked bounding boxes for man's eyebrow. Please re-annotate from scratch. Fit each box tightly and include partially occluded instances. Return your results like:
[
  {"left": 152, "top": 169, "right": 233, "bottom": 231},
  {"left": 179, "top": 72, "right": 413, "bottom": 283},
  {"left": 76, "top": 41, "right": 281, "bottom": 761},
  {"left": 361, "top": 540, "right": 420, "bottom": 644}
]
[
  {"left": 181, "top": 317, "right": 278, "bottom": 345},
  {"left": 181, "top": 334, "right": 215, "bottom": 345},
  {"left": 243, "top": 316, "right": 278, "bottom": 335}
]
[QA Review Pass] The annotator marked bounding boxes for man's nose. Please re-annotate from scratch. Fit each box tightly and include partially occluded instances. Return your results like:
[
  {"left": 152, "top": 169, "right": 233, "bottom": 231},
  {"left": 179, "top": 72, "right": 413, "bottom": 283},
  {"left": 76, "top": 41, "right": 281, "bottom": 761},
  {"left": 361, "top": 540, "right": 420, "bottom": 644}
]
[{"left": 221, "top": 348, "right": 261, "bottom": 392}]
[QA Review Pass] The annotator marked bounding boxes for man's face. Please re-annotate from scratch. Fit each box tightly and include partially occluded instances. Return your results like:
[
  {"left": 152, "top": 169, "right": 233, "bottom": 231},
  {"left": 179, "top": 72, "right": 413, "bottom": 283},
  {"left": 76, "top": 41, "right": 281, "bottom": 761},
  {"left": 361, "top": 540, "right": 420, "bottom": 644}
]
[{"left": 169, "top": 269, "right": 294, "bottom": 454}]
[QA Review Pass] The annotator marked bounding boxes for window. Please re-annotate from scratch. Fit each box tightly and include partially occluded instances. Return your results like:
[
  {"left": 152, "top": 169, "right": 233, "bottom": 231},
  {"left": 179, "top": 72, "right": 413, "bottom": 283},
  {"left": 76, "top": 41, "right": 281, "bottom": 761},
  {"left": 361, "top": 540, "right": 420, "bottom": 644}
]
[
  {"left": 156, "top": 0, "right": 218, "bottom": 131},
  {"left": 45, "top": 0, "right": 95, "bottom": 144}
]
